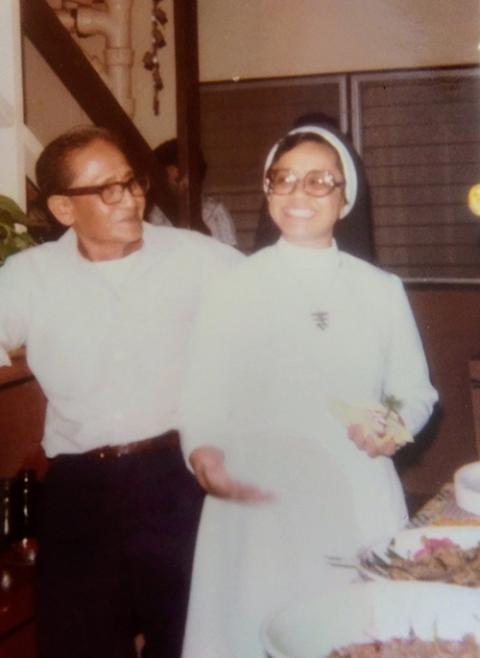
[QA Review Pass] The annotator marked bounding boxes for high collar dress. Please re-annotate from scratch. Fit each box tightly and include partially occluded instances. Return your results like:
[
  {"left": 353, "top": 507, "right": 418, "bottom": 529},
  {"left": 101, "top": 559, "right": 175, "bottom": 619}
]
[{"left": 180, "top": 239, "right": 438, "bottom": 658}]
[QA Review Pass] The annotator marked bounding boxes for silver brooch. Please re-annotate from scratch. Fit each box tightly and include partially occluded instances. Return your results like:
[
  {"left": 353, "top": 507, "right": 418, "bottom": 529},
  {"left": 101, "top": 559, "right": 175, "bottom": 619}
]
[{"left": 312, "top": 311, "right": 329, "bottom": 330}]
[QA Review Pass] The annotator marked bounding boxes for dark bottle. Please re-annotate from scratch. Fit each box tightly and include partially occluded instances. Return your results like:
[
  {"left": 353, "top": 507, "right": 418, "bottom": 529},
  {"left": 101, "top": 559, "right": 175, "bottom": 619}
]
[
  {"left": 12, "top": 469, "right": 38, "bottom": 541},
  {"left": 0, "top": 478, "right": 13, "bottom": 550}
]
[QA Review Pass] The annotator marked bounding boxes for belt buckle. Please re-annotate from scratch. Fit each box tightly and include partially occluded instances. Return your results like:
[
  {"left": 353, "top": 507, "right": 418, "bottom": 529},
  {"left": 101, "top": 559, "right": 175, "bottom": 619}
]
[{"left": 115, "top": 444, "right": 131, "bottom": 457}]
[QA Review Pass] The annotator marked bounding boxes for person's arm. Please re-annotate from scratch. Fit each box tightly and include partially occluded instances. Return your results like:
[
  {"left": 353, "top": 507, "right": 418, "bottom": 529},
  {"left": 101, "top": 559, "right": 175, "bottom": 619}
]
[
  {"left": 347, "top": 275, "right": 438, "bottom": 457},
  {"left": 381, "top": 275, "right": 438, "bottom": 435},
  {"left": 179, "top": 274, "right": 271, "bottom": 502}
]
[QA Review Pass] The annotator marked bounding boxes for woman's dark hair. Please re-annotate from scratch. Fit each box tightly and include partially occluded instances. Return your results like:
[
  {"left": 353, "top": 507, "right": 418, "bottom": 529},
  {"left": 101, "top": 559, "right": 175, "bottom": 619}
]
[
  {"left": 267, "top": 132, "right": 343, "bottom": 176},
  {"left": 35, "top": 125, "right": 130, "bottom": 201}
]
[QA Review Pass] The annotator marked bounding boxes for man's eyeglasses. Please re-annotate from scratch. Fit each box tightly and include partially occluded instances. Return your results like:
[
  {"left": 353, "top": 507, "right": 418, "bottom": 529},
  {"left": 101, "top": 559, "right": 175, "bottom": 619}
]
[
  {"left": 266, "top": 169, "right": 344, "bottom": 198},
  {"left": 57, "top": 175, "right": 150, "bottom": 205}
]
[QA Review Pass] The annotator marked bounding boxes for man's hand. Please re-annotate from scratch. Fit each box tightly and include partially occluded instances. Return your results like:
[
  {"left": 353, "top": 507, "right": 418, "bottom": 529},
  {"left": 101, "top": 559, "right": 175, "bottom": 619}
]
[{"left": 189, "top": 446, "right": 273, "bottom": 502}]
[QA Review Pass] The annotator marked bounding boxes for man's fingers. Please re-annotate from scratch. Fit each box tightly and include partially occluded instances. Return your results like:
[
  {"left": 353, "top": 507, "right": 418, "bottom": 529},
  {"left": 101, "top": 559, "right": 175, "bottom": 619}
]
[{"left": 200, "top": 462, "right": 273, "bottom": 502}]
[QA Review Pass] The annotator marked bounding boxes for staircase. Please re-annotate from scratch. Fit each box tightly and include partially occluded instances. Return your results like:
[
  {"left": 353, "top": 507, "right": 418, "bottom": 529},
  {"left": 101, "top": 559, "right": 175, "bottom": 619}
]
[{"left": 2, "top": 0, "right": 176, "bottom": 220}]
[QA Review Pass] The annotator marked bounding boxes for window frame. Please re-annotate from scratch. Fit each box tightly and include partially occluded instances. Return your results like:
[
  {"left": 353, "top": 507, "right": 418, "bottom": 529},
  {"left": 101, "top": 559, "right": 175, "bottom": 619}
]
[{"left": 350, "top": 66, "right": 480, "bottom": 284}]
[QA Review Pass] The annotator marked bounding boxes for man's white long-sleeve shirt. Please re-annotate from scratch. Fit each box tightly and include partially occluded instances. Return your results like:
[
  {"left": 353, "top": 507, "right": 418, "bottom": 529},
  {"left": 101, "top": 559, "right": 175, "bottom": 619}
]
[{"left": 0, "top": 223, "right": 243, "bottom": 457}]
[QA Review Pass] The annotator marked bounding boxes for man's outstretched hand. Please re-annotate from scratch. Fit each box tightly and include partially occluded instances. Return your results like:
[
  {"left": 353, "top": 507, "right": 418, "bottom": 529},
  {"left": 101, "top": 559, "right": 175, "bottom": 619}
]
[{"left": 189, "top": 446, "right": 273, "bottom": 502}]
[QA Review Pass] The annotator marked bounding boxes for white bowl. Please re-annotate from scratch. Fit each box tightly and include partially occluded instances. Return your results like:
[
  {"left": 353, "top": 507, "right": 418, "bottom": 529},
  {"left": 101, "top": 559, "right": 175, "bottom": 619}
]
[
  {"left": 454, "top": 461, "right": 480, "bottom": 515},
  {"left": 261, "top": 581, "right": 480, "bottom": 658}
]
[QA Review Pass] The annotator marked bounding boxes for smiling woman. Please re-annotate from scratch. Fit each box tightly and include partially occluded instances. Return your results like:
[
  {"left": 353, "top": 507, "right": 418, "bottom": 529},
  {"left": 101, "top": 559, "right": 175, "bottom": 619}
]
[
  {"left": 179, "top": 123, "right": 438, "bottom": 658},
  {"left": 264, "top": 136, "right": 348, "bottom": 249}
]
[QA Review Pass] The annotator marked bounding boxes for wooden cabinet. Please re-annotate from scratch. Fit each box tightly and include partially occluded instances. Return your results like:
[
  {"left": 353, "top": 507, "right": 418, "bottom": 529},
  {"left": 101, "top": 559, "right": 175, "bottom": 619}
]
[
  {"left": 0, "top": 350, "right": 45, "bottom": 658},
  {"left": 469, "top": 355, "right": 480, "bottom": 458},
  {"left": 0, "top": 550, "right": 36, "bottom": 658}
]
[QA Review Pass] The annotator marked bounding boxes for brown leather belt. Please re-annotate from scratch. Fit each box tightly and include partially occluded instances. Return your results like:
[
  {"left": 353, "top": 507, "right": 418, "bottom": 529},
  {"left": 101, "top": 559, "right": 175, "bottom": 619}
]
[{"left": 51, "top": 430, "right": 179, "bottom": 462}]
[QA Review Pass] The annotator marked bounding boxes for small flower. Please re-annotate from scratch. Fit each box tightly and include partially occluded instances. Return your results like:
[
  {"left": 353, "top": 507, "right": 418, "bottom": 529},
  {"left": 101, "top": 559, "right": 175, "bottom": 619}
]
[{"left": 14, "top": 223, "right": 28, "bottom": 235}]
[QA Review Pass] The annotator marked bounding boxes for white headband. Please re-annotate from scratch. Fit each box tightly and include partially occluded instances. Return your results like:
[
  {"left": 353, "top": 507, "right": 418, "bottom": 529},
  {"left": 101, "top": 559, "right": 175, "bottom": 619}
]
[{"left": 263, "top": 125, "right": 358, "bottom": 219}]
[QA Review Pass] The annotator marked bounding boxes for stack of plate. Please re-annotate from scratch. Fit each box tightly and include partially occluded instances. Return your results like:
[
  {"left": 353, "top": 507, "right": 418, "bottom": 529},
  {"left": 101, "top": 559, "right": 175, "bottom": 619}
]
[
  {"left": 262, "top": 524, "right": 480, "bottom": 658},
  {"left": 454, "top": 461, "right": 480, "bottom": 516},
  {"left": 262, "top": 580, "right": 480, "bottom": 658}
]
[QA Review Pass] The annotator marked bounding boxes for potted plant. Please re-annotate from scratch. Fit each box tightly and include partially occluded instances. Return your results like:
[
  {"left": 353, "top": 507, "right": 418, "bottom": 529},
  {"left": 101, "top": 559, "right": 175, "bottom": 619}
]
[{"left": 0, "top": 194, "right": 36, "bottom": 266}]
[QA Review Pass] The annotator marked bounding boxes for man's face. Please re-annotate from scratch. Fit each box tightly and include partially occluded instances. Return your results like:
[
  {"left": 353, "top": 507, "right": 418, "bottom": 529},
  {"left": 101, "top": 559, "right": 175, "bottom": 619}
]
[{"left": 52, "top": 139, "right": 145, "bottom": 261}]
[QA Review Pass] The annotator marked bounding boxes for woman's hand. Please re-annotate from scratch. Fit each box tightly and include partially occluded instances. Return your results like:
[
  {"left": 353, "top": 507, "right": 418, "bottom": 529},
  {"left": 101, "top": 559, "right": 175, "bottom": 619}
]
[
  {"left": 347, "top": 423, "right": 397, "bottom": 457},
  {"left": 189, "top": 445, "right": 273, "bottom": 502},
  {"left": 346, "top": 404, "right": 412, "bottom": 458}
]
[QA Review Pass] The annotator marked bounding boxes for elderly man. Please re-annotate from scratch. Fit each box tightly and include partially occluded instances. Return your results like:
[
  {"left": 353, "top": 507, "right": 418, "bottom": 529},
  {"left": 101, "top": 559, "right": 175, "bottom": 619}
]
[{"left": 0, "top": 126, "right": 242, "bottom": 658}]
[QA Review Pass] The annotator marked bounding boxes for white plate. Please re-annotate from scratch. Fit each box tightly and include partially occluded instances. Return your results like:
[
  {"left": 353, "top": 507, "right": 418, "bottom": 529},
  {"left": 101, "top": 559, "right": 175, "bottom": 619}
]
[
  {"left": 454, "top": 461, "right": 480, "bottom": 515},
  {"left": 356, "top": 525, "right": 480, "bottom": 583},
  {"left": 262, "top": 580, "right": 480, "bottom": 658}
]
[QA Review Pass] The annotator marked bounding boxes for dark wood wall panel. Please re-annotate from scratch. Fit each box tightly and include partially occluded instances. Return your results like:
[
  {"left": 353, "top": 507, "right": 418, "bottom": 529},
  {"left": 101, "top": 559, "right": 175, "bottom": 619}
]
[
  {"left": 400, "top": 286, "right": 480, "bottom": 497},
  {"left": 0, "top": 377, "right": 46, "bottom": 479}
]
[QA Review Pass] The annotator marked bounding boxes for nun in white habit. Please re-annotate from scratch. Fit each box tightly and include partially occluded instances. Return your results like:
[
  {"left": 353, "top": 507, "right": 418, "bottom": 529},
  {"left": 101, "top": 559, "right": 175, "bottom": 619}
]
[{"left": 180, "top": 125, "right": 438, "bottom": 658}]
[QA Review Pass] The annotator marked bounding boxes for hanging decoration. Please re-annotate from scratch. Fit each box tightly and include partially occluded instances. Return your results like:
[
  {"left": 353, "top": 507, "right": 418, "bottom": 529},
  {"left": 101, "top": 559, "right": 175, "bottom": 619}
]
[{"left": 142, "top": 0, "right": 168, "bottom": 115}]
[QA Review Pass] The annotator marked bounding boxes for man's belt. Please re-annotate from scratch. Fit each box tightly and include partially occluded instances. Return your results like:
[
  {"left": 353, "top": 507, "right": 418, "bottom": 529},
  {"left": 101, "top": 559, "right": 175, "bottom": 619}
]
[{"left": 51, "top": 430, "right": 179, "bottom": 461}]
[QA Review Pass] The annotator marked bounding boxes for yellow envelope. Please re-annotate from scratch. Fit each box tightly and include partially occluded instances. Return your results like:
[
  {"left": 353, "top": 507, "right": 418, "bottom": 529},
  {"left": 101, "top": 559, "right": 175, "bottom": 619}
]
[{"left": 328, "top": 397, "right": 414, "bottom": 447}]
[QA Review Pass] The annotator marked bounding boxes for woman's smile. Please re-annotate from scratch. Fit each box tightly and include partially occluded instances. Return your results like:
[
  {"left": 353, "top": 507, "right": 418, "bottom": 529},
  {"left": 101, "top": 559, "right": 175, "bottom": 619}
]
[
  {"left": 283, "top": 207, "right": 315, "bottom": 219},
  {"left": 267, "top": 141, "right": 346, "bottom": 248}
]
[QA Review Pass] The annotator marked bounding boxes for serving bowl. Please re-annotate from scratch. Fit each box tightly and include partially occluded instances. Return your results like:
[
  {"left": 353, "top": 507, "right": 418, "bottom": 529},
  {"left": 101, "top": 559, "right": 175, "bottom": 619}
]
[{"left": 261, "top": 580, "right": 480, "bottom": 658}]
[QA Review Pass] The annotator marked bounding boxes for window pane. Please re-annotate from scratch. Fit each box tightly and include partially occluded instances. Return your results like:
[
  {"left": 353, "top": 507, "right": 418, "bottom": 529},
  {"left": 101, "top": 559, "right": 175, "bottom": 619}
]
[{"left": 353, "top": 69, "right": 480, "bottom": 280}]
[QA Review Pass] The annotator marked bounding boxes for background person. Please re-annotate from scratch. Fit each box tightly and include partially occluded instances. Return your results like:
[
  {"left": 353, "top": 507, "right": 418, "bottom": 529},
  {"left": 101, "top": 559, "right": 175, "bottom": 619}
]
[
  {"left": 0, "top": 125, "right": 243, "bottom": 658},
  {"left": 148, "top": 138, "right": 238, "bottom": 247},
  {"left": 179, "top": 124, "right": 438, "bottom": 658}
]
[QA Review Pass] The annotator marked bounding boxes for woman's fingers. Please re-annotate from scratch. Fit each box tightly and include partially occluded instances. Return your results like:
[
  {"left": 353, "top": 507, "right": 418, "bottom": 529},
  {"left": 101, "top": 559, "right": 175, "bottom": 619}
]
[{"left": 347, "top": 423, "right": 399, "bottom": 458}]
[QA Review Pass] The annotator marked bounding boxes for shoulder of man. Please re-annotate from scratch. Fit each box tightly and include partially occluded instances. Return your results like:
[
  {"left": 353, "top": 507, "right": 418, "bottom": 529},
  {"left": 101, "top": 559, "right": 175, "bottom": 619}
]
[
  {"left": 0, "top": 231, "right": 70, "bottom": 275},
  {"left": 144, "top": 222, "right": 240, "bottom": 258},
  {"left": 143, "top": 222, "right": 244, "bottom": 284},
  {"left": 192, "top": 242, "right": 279, "bottom": 310}
]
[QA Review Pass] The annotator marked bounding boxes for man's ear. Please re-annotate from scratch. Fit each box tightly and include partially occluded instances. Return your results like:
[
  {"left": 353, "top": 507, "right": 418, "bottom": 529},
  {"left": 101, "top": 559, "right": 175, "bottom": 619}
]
[{"left": 47, "top": 195, "right": 75, "bottom": 227}]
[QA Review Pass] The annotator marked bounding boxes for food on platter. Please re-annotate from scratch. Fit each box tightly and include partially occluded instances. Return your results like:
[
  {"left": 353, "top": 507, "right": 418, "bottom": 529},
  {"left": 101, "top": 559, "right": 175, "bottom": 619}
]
[
  {"left": 324, "top": 632, "right": 479, "bottom": 657},
  {"left": 358, "top": 527, "right": 480, "bottom": 587}
]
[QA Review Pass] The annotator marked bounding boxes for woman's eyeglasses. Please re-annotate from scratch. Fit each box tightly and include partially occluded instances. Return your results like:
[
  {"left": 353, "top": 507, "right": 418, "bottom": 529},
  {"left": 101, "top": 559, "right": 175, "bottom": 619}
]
[
  {"left": 266, "top": 169, "right": 344, "bottom": 198},
  {"left": 57, "top": 175, "right": 150, "bottom": 205}
]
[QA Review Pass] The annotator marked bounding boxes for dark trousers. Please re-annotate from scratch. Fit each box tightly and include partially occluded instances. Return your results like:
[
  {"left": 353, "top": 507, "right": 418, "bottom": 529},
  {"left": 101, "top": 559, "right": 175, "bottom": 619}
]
[{"left": 36, "top": 436, "right": 204, "bottom": 658}]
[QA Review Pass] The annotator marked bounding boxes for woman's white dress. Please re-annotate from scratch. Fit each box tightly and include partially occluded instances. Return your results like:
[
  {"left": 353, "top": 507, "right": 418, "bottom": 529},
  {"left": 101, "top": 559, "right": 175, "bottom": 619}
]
[{"left": 180, "top": 239, "right": 438, "bottom": 658}]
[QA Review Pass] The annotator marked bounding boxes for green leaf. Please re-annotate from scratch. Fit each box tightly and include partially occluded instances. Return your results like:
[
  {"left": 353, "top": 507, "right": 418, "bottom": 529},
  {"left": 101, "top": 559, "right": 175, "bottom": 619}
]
[
  {"left": 382, "top": 394, "right": 403, "bottom": 414},
  {"left": 0, "top": 195, "right": 28, "bottom": 224}
]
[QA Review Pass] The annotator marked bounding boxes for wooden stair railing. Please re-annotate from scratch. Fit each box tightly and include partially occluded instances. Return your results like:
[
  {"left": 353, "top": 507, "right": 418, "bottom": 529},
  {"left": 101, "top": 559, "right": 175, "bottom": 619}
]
[{"left": 20, "top": 0, "right": 177, "bottom": 222}]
